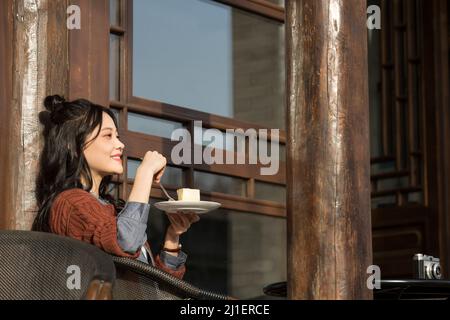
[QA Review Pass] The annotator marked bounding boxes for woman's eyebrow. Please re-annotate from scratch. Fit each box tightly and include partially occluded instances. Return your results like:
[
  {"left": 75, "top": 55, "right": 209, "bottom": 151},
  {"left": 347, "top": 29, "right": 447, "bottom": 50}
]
[{"left": 101, "top": 127, "right": 115, "bottom": 132}]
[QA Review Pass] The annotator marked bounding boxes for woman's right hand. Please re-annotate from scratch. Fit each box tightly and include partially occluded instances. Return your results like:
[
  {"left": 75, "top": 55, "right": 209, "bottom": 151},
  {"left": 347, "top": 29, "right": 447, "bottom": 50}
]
[{"left": 138, "top": 151, "right": 167, "bottom": 183}]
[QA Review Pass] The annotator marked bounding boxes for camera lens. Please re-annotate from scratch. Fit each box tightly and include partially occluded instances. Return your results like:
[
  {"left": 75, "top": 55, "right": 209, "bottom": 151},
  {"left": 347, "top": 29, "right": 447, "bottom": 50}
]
[{"left": 432, "top": 264, "right": 442, "bottom": 279}]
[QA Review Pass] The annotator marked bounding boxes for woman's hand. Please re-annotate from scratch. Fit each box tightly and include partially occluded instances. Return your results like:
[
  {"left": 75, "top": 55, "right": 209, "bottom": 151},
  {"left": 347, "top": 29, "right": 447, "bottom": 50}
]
[
  {"left": 163, "top": 212, "right": 200, "bottom": 256},
  {"left": 166, "top": 212, "right": 200, "bottom": 236},
  {"left": 138, "top": 151, "right": 167, "bottom": 183}
]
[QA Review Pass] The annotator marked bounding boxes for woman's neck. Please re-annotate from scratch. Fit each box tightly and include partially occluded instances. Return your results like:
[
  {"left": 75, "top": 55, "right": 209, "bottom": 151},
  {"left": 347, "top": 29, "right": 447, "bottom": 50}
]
[{"left": 81, "top": 172, "right": 103, "bottom": 197}]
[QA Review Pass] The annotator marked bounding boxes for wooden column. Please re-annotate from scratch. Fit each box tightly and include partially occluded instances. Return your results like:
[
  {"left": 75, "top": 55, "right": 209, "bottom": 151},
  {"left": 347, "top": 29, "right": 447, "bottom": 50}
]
[
  {"left": 423, "top": 0, "right": 450, "bottom": 278},
  {"left": 0, "top": 0, "right": 110, "bottom": 230},
  {"left": 286, "top": 0, "right": 372, "bottom": 299},
  {"left": 0, "top": 0, "right": 14, "bottom": 229},
  {"left": 0, "top": 0, "right": 69, "bottom": 230}
]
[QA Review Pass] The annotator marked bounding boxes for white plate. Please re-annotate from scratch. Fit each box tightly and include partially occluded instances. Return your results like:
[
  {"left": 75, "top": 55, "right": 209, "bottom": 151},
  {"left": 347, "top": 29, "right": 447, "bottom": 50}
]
[{"left": 154, "top": 200, "right": 221, "bottom": 215}]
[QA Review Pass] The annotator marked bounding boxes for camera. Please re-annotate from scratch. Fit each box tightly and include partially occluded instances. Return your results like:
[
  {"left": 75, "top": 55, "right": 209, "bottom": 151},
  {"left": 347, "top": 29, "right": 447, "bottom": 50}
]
[{"left": 413, "top": 254, "right": 442, "bottom": 280}]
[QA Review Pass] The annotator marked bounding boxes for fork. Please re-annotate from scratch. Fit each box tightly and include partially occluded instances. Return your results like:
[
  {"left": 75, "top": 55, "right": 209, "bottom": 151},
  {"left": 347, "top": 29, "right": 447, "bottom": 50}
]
[
  {"left": 138, "top": 157, "right": 175, "bottom": 201},
  {"left": 159, "top": 182, "right": 176, "bottom": 201}
]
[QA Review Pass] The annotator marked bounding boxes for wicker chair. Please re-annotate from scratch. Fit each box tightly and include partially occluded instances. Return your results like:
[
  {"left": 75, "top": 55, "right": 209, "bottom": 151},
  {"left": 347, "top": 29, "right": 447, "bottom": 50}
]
[
  {"left": 112, "top": 256, "right": 232, "bottom": 300},
  {"left": 0, "top": 230, "right": 115, "bottom": 300}
]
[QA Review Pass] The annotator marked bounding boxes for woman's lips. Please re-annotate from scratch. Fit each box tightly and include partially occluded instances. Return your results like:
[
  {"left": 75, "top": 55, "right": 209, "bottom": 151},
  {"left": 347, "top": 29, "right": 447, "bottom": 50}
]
[{"left": 111, "top": 156, "right": 122, "bottom": 163}]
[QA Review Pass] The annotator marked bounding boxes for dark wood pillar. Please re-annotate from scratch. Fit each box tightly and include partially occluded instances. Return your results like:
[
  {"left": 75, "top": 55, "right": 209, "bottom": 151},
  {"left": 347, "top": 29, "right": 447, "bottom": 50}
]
[
  {"left": 423, "top": 0, "right": 450, "bottom": 277},
  {"left": 286, "top": 0, "right": 372, "bottom": 299}
]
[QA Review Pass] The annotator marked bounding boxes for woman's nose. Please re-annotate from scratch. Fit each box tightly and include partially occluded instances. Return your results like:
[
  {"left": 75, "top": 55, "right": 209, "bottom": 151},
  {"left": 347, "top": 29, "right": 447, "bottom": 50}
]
[{"left": 116, "top": 140, "right": 125, "bottom": 152}]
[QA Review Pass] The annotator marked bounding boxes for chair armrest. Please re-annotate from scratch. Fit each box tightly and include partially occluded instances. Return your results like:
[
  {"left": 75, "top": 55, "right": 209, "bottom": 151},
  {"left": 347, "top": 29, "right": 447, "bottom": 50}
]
[{"left": 111, "top": 256, "right": 232, "bottom": 300}]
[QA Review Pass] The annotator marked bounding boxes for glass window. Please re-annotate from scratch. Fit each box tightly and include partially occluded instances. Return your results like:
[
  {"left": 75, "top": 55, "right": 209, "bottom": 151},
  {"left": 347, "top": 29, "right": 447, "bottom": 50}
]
[
  {"left": 255, "top": 181, "right": 286, "bottom": 204},
  {"left": 106, "top": 183, "right": 120, "bottom": 201},
  {"left": 146, "top": 208, "right": 286, "bottom": 298},
  {"left": 110, "top": 34, "right": 120, "bottom": 101},
  {"left": 110, "top": 0, "right": 120, "bottom": 26},
  {"left": 408, "top": 192, "right": 423, "bottom": 204},
  {"left": 372, "top": 196, "right": 396, "bottom": 208},
  {"left": 110, "top": 108, "right": 120, "bottom": 128},
  {"left": 371, "top": 161, "right": 396, "bottom": 175},
  {"left": 226, "top": 212, "right": 286, "bottom": 298},
  {"left": 194, "top": 125, "right": 246, "bottom": 153},
  {"left": 377, "top": 177, "right": 409, "bottom": 191},
  {"left": 133, "top": 0, "right": 285, "bottom": 130},
  {"left": 128, "top": 112, "right": 184, "bottom": 139},
  {"left": 194, "top": 171, "right": 246, "bottom": 197},
  {"left": 127, "top": 159, "right": 183, "bottom": 187}
]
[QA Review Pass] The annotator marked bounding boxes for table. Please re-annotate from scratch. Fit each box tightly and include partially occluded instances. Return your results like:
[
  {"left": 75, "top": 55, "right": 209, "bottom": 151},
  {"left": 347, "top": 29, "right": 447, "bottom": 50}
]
[{"left": 263, "top": 279, "right": 450, "bottom": 300}]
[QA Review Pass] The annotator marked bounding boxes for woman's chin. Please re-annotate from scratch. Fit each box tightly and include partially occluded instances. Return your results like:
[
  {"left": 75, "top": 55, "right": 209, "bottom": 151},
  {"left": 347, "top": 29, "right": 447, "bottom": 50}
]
[{"left": 108, "top": 165, "right": 123, "bottom": 175}]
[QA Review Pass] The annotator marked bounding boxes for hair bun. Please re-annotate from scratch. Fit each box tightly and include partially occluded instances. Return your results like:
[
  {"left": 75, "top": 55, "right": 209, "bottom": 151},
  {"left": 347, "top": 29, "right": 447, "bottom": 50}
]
[{"left": 44, "top": 95, "right": 66, "bottom": 112}]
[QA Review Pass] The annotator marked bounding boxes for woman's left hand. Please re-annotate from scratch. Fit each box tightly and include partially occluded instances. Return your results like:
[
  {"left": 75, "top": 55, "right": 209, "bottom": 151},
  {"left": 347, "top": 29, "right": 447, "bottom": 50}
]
[{"left": 166, "top": 212, "right": 200, "bottom": 236}]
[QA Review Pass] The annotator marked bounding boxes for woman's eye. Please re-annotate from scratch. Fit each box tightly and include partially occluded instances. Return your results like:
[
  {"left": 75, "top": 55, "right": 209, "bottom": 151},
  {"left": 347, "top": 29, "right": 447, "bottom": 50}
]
[{"left": 104, "top": 133, "right": 119, "bottom": 139}]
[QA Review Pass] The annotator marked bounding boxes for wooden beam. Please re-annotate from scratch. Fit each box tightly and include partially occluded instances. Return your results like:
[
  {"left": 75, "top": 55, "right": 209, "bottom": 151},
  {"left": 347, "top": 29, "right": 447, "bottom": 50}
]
[
  {"left": 286, "top": 0, "right": 372, "bottom": 299},
  {"left": 215, "top": 0, "right": 285, "bottom": 23}
]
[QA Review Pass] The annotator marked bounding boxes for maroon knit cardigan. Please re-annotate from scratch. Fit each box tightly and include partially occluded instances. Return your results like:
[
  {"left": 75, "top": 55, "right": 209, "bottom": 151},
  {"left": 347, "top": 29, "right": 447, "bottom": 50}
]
[{"left": 49, "top": 188, "right": 185, "bottom": 279}]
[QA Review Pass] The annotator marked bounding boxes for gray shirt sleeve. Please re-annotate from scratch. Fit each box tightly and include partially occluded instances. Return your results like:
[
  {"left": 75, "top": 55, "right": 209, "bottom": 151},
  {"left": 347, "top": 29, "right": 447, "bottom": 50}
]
[
  {"left": 114, "top": 200, "right": 188, "bottom": 269},
  {"left": 116, "top": 202, "right": 150, "bottom": 253},
  {"left": 159, "top": 250, "right": 188, "bottom": 270}
]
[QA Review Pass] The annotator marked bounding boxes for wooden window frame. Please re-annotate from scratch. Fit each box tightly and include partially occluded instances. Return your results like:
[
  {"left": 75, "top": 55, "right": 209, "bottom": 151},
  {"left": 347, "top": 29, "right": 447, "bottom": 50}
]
[{"left": 109, "top": 0, "right": 287, "bottom": 218}]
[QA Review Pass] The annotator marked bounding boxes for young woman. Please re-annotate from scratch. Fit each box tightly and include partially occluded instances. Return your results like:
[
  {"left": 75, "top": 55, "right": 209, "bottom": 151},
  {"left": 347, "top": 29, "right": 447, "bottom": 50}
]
[{"left": 32, "top": 95, "right": 199, "bottom": 279}]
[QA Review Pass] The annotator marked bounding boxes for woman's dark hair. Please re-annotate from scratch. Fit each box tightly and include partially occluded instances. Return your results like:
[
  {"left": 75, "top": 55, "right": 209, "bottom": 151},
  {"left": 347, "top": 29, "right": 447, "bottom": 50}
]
[{"left": 32, "top": 95, "right": 124, "bottom": 232}]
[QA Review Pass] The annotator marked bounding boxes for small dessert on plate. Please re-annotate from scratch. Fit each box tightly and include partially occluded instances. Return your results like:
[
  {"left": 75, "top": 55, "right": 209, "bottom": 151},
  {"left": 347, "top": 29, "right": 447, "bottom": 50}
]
[
  {"left": 176, "top": 188, "right": 200, "bottom": 202},
  {"left": 155, "top": 187, "right": 221, "bottom": 214}
]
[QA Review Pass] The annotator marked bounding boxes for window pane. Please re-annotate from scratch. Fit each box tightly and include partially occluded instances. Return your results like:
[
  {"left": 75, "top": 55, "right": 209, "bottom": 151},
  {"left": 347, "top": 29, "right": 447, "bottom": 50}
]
[
  {"left": 408, "top": 192, "right": 423, "bottom": 204},
  {"left": 161, "top": 166, "right": 183, "bottom": 187},
  {"left": 127, "top": 159, "right": 183, "bottom": 187},
  {"left": 194, "top": 171, "right": 246, "bottom": 197},
  {"left": 371, "top": 161, "right": 396, "bottom": 175},
  {"left": 227, "top": 212, "right": 286, "bottom": 298},
  {"left": 146, "top": 208, "right": 286, "bottom": 298},
  {"left": 255, "top": 181, "right": 285, "bottom": 204},
  {"left": 110, "top": 108, "right": 120, "bottom": 128},
  {"left": 110, "top": 0, "right": 120, "bottom": 26},
  {"left": 127, "top": 159, "right": 140, "bottom": 180},
  {"left": 194, "top": 125, "right": 246, "bottom": 153},
  {"left": 110, "top": 34, "right": 120, "bottom": 101},
  {"left": 128, "top": 112, "right": 184, "bottom": 139},
  {"left": 279, "top": 144, "right": 286, "bottom": 161},
  {"left": 133, "top": 0, "right": 285, "bottom": 130},
  {"left": 377, "top": 177, "right": 409, "bottom": 191},
  {"left": 372, "top": 196, "right": 396, "bottom": 208},
  {"left": 106, "top": 183, "right": 120, "bottom": 201},
  {"left": 368, "top": 8, "right": 382, "bottom": 158}
]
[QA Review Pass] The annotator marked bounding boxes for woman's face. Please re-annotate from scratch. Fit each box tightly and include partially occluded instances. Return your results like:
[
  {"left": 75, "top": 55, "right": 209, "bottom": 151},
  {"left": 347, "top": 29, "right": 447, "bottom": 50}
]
[{"left": 83, "top": 112, "right": 125, "bottom": 177}]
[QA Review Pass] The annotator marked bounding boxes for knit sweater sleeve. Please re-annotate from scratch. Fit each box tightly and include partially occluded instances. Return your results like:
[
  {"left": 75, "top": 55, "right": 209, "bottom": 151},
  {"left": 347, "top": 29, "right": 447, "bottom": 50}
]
[
  {"left": 50, "top": 189, "right": 140, "bottom": 258},
  {"left": 154, "top": 254, "right": 186, "bottom": 279}
]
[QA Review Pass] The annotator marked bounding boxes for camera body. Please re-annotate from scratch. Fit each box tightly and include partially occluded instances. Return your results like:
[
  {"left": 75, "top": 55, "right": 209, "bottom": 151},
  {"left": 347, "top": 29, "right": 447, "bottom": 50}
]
[{"left": 413, "top": 254, "right": 442, "bottom": 280}]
